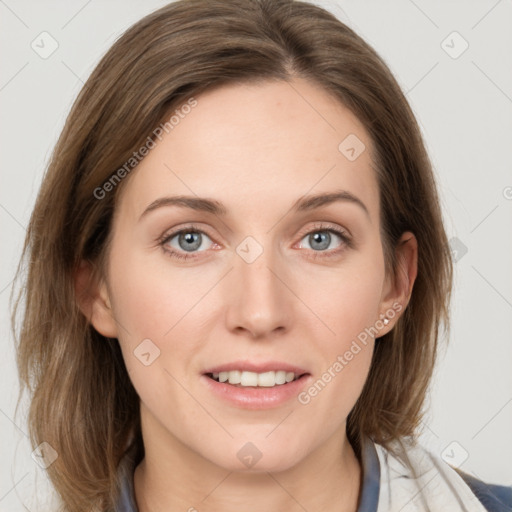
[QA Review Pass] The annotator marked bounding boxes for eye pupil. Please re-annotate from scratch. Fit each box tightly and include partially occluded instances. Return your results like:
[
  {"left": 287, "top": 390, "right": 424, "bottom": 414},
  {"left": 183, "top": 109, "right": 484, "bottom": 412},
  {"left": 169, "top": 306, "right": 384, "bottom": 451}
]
[{"left": 310, "top": 231, "right": 331, "bottom": 251}]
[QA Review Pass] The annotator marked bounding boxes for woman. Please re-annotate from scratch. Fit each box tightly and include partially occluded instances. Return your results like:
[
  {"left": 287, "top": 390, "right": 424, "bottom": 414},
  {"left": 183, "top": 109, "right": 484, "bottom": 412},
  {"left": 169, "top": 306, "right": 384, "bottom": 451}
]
[{"left": 13, "top": 0, "right": 512, "bottom": 511}]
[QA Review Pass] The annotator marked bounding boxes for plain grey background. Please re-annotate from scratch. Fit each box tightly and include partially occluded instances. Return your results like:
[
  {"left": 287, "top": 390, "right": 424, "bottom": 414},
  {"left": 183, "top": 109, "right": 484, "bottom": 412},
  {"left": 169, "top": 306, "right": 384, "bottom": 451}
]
[{"left": 1, "top": 0, "right": 511, "bottom": 510}]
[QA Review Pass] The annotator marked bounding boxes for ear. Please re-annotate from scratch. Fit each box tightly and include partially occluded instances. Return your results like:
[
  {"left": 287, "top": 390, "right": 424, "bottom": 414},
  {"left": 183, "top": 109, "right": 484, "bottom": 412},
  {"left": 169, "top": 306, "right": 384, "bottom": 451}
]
[
  {"left": 74, "top": 260, "right": 118, "bottom": 338},
  {"left": 377, "top": 231, "right": 418, "bottom": 335}
]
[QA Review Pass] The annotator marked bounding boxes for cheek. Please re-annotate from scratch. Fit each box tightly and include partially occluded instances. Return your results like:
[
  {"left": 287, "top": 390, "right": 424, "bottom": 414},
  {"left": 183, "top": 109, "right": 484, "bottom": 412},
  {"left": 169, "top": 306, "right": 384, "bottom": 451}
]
[
  {"left": 107, "top": 252, "right": 200, "bottom": 427},
  {"left": 305, "top": 258, "right": 385, "bottom": 349},
  {"left": 290, "top": 253, "right": 384, "bottom": 414},
  {"left": 108, "top": 247, "right": 211, "bottom": 343},
  {"left": 107, "top": 245, "right": 225, "bottom": 393},
  {"left": 105, "top": 249, "right": 199, "bottom": 400}
]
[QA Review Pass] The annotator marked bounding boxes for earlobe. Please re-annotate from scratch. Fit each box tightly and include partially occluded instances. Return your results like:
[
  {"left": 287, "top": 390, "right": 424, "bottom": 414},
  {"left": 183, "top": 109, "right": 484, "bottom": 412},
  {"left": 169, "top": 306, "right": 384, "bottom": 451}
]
[{"left": 74, "top": 260, "right": 118, "bottom": 338}]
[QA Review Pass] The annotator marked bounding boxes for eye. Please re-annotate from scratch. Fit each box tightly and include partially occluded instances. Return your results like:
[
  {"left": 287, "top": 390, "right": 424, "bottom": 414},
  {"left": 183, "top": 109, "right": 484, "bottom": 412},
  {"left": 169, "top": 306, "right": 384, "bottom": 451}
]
[
  {"left": 158, "top": 223, "right": 352, "bottom": 262},
  {"left": 159, "top": 225, "right": 216, "bottom": 261},
  {"left": 296, "top": 224, "right": 352, "bottom": 258}
]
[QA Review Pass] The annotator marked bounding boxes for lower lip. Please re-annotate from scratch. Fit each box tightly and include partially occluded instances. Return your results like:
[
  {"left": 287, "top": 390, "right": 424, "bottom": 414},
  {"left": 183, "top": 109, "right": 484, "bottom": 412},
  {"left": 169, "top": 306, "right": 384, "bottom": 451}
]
[{"left": 201, "top": 374, "right": 312, "bottom": 410}]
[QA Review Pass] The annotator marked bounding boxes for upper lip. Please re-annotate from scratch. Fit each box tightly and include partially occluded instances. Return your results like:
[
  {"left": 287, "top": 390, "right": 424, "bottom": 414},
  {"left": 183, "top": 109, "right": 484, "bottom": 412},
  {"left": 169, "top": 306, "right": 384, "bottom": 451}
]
[{"left": 203, "top": 360, "right": 309, "bottom": 375}]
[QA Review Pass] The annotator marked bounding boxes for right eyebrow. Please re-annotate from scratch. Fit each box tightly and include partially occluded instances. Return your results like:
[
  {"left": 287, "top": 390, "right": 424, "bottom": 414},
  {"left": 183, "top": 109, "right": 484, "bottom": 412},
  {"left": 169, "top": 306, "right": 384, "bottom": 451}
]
[{"left": 139, "top": 196, "right": 227, "bottom": 221}]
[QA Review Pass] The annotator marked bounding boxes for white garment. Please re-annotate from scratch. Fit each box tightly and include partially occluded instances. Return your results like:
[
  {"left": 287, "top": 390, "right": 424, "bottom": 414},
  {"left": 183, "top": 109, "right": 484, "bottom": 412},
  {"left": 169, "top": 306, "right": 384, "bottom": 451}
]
[{"left": 374, "top": 437, "right": 489, "bottom": 512}]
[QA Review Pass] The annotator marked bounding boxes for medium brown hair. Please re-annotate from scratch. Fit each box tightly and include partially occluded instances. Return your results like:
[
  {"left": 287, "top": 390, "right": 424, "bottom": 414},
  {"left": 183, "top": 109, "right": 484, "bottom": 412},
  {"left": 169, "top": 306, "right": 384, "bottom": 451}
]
[{"left": 12, "top": 0, "right": 453, "bottom": 509}]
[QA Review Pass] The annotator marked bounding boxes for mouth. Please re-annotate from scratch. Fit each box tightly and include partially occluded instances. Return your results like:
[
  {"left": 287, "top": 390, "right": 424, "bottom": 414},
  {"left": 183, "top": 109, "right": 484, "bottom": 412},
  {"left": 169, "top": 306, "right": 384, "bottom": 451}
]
[
  {"left": 205, "top": 370, "right": 308, "bottom": 388},
  {"left": 201, "top": 361, "right": 312, "bottom": 409}
]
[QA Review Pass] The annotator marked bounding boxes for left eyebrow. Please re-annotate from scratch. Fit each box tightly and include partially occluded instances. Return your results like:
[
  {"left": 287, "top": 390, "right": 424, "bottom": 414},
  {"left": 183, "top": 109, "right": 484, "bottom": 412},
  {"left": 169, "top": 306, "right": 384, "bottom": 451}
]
[
  {"left": 138, "top": 189, "right": 370, "bottom": 221},
  {"left": 293, "top": 190, "right": 370, "bottom": 219}
]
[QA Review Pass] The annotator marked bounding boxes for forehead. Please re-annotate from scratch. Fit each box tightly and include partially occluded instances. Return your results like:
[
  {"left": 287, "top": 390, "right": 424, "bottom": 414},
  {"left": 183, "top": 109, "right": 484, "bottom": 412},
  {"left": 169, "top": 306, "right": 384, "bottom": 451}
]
[{"left": 116, "top": 78, "right": 379, "bottom": 223}]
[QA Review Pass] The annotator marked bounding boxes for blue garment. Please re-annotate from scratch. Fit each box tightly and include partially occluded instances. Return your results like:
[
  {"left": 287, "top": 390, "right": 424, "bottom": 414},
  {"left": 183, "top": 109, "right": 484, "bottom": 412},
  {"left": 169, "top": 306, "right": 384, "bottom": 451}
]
[
  {"left": 453, "top": 468, "right": 512, "bottom": 512},
  {"left": 114, "top": 437, "right": 512, "bottom": 511}
]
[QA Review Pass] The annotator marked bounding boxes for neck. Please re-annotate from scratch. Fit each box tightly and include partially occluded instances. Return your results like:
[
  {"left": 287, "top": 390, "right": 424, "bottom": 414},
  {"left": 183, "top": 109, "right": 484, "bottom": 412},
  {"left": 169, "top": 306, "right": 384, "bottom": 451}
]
[{"left": 134, "top": 410, "right": 362, "bottom": 512}]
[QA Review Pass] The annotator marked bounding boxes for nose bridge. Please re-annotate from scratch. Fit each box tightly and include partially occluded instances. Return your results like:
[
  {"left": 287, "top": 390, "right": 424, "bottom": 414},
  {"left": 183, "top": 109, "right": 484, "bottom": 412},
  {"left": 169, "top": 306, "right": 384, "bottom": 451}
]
[{"left": 225, "top": 235, "right": 292, "bottom": 337}]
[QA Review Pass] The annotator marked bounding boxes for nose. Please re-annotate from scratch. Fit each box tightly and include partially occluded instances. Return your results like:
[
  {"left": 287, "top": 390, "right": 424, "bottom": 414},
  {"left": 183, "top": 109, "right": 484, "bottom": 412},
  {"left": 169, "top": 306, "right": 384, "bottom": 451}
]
[{"left": 224, "top": 243, "right": 293, "bottom": 339}]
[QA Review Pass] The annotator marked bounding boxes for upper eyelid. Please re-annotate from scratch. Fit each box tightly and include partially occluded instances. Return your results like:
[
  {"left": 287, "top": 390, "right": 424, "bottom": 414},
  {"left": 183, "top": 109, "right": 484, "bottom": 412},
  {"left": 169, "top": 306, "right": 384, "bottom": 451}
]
[
  {"left": 299, "top": 222, "right": 350, "bottom": 236},
  {"left": 159, "top": 224, "right": 214, "bottom": 244}
]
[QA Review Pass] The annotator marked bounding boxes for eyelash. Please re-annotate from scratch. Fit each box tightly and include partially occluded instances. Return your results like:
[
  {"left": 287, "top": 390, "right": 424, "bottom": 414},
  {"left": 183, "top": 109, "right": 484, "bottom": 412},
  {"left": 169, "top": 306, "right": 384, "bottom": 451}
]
[{"left": 158, "top": 222, "right": 353, "bottom": 262}]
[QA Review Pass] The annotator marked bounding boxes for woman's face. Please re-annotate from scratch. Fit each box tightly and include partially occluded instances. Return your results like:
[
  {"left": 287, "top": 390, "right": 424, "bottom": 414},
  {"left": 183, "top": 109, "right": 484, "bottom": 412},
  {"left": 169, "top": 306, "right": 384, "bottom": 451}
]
[{"left": 90, "top": 78, "right": 407, "bottom": 472}]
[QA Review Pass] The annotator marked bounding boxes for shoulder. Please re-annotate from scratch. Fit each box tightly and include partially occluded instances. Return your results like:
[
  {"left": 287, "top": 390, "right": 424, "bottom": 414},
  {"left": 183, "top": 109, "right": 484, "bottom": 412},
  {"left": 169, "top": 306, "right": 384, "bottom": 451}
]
[
  {"left": 454, "top": 467, "right": 512, "bottom": 512},
  {"left": 370, "top": 437, "right": 512, "bottom": 512}
]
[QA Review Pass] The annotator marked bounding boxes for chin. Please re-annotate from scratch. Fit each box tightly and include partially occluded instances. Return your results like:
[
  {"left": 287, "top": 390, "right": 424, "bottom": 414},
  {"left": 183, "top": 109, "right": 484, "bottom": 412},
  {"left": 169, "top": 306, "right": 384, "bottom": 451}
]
[{"left": 201, "top": 437, "right": 307, "bottom": 474}]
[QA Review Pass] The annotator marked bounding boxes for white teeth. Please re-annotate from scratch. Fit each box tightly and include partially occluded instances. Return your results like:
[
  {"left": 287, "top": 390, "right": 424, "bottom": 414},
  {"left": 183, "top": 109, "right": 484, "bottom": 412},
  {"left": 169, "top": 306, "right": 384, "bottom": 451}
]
[
  {"left": 228, "top": 370, "right": 242, "bottom": 384},
  {"left": 257, "top": 371, "right": 275, "bottom": 387},
  {"left": 275, "top": 370, "right": 286, "bottom": 385},
  {"left": 240, "top": 371, "right": 258, "bottom": 386},
  {"left": 210, "top": 370, "right": 302, "bottom": 387}
]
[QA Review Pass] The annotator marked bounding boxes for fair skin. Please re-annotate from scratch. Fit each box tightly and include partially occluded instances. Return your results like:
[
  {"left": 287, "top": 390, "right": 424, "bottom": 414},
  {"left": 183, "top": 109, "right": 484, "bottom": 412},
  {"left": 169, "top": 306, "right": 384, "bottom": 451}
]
[{"left": 77, "top": 77, "right": 417, "bottom": 512}]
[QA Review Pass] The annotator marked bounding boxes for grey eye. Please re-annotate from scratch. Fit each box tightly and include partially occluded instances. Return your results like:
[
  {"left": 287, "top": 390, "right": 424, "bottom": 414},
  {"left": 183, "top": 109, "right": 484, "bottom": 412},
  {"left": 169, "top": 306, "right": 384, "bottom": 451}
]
[
  {"left": 168, "top": 231, "right": 212, "bottom": 253},
  {"left": 301, "top": 230, "right": 342, "bottom": 251}
]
